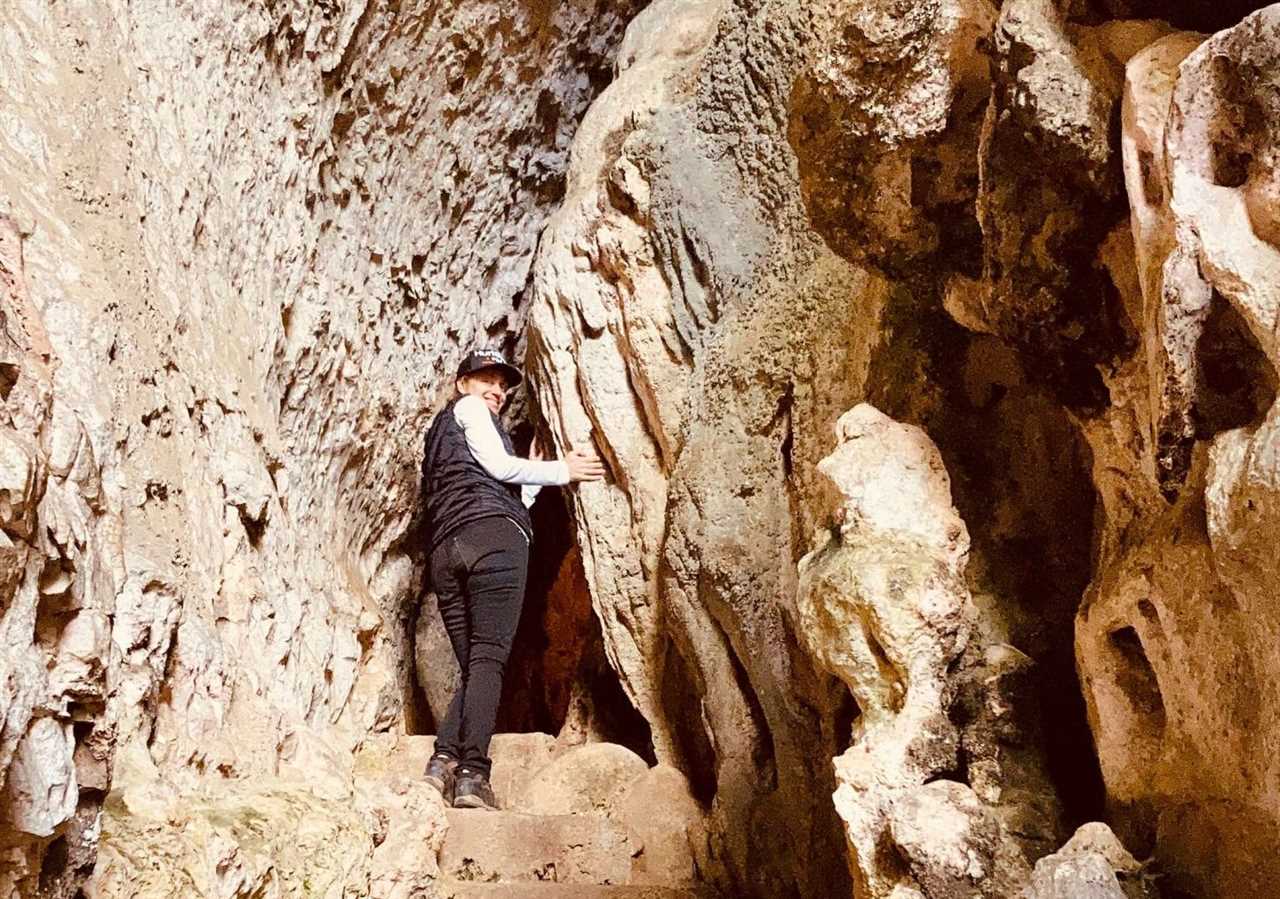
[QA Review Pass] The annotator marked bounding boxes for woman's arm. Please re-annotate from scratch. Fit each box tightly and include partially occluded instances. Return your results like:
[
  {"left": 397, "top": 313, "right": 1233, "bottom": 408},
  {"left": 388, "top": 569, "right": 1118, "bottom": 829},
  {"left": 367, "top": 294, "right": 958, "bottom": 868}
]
[{"left": 454, "top": 395, "right": 570, "bottom": 486}]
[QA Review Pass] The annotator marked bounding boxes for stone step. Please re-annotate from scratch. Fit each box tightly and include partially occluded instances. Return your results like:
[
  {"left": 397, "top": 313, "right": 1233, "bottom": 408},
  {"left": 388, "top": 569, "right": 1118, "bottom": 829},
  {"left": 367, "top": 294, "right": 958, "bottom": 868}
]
[
  {"left": 435, "top": 884, "right": 712, "bottom": 899},
  {"left": 439, "top": 809, "right": 635, "bottom": 885},
  {"left": 355, "top": 732, "right": 557, "bottom": 807}
]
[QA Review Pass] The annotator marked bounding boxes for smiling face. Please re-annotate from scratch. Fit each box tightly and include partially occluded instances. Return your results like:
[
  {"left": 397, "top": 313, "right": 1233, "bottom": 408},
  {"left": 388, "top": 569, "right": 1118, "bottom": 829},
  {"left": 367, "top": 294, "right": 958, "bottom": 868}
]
[{"left": 457, "top": 367, "right": 511, "bottom": 415}]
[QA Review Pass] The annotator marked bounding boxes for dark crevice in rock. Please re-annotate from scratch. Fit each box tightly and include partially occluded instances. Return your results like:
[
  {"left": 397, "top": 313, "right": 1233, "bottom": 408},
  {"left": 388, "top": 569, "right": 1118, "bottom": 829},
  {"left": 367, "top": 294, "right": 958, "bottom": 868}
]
[
  {"left": 0, "top": 362, "right": 19, "bottom": 400},
  {"left": 935, "top": 341, "right": 1107, "bottom": 829},
  {"left": 501, "top": 477, "right": 595, "bottom": 735},
  {"left": 725, "top": 637, "right": 778, "bottom": 792},
  {"left": 561, "top": 611, "right": 658, "bottom": 765},
  {"left": 38, "top": 837, "right": 69, "bottom": 894},
  {"left": 237, "top": 506, "right": 266, "bottom": 549},
  {"left": 1193, "top": 291, "right": 1277, "bottom": 438},
  {"left": 832, "top": 684, "right": 860, "bottom": 756},
  {"left": 1068, "top": 0, "right": 1274, "bottom": 33},
  {"left": 660, "top": 637, "right": 718, "bottom": 808},
  {"left": 1107, "top": 626, "right": 1167, "bottom": 729}
]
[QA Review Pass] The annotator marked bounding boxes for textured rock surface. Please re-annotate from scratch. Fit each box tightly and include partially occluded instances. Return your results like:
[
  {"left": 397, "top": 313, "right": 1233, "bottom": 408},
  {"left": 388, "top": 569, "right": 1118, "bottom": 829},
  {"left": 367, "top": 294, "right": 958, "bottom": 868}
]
[
  {"left": 798, "top": 407, "right": 1032, "bottom": 898},
  {"left": 1024, "top": 823, "right": 1154, "bottom": 899},
  {"left": 1076, "top": 7, "right": 1280, "bottom": 898},
  {"left": 530, "top": 0, "right": 1280, "bottom": 897},
  {"left": 530, "top": 2, "right": 891, "bottom": 892},
  {"left": 0, "top": 0, "right": 638, "bottom": 892},
  {"left": 518, "top": 742, "right": 649, "bottom": 815},
  {"left": 526, "top": 0, "right": 1087, "bottom": 894},
  {"left": 88, "top": 741, "right": 447, "bottom": 899},
  {"left": 4, "top": 0, "right": 1280, "bottom": 895},
  {"left": 0, "top": 212, "right": 121, "bottom": 895},
  {"left": 361, "top": 732, "right": 706, "bottom": 894}
]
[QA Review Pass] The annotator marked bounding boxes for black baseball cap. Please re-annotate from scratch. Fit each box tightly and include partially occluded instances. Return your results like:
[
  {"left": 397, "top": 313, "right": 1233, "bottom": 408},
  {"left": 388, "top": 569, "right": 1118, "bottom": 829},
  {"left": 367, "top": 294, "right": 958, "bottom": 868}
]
[{"left": 456, "top": 347, "right": 522, "bottom": 388}]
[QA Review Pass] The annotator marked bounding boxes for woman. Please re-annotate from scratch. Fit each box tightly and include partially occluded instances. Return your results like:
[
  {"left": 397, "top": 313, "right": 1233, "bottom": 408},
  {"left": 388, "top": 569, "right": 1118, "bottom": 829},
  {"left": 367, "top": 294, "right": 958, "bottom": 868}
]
[{"left": 419, "top": 347, "right": 604, "bottom": 809}]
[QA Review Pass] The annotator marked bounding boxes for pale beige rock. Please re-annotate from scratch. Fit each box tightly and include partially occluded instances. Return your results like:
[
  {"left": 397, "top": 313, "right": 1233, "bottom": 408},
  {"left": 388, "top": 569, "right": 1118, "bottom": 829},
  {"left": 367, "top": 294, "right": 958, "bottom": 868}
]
[
  {"left": 87, "top": 741, "right": 447, "bottom": 899},
  {"left": 518, "top": 742, "right": 649, "bottom": 816},
  {"left": 797, "top": 406, "right": 970, "bottom": 738},
  {"left": 614, "top": 766, "right": 704, "bottom": 886},
  {"left": 1024, "top": 823, "right": 1153, "bottom": 899},
  {"left": 2, "top": 717, "right": 78, "bottom": 838},
  {"left": 1054, "top": 823, "right": 1143, "bottom": 876},
  {"left": 798, "top": 406, "right": 1031, "bottom": 897},
  {"left": 0, "top": 210, "right": 121, "bottom": 894},
  {"left": 888, "top": 781, "right": 1003, "bottom": 898},
  {"left": 529, "top": 0, "right": 724, "bottom": 749}
]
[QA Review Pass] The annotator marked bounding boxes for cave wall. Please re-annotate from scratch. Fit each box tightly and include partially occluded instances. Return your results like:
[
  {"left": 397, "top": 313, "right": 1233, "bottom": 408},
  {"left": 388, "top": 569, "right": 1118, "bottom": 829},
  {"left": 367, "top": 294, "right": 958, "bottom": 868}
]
[
  {"left": 0, "top": 0, "right": 639, "bottom": 893},
  {"left": 1076, "top": 10, "right": 1280, "bottom": 896},
  {"left": 529, "top": 0, "right": 1280, "bottom": 897},
  {"left": 3, "top": 0, "right": 1280, "bottom": 896}
]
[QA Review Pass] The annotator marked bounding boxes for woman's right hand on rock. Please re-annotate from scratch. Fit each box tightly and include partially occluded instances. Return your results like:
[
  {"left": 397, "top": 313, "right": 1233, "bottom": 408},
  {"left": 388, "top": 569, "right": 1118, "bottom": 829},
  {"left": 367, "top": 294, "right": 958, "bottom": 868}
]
[{"left": 566, "top": 446, "right": 606, "bottom": 482}]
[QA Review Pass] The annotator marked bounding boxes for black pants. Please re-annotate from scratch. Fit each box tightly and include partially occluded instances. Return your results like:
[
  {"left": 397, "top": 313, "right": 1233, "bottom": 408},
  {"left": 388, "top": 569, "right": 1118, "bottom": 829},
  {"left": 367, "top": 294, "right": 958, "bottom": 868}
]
[{"left": 430, "top": 516, "right": 529, "bottom": 776}]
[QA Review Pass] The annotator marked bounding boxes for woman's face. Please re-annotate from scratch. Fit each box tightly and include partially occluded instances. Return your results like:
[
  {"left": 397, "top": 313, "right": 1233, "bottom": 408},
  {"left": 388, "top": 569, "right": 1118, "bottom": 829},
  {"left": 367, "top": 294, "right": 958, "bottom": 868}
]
[{"left": 458, "top": 368, "right": 510, "bottom": 415}]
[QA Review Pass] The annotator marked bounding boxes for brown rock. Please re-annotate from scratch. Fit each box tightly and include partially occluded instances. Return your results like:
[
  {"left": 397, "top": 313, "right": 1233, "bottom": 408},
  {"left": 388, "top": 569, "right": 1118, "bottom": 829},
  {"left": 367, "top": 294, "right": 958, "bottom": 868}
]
[
  {"left": 1079, "top": 10, "right": 1280, "bottom": 899},
  {"left": 790, "top": 0, "right": 997, "bottom": 271},
  {"left": 970, "top": 0, "right": 1172, "bottom": 390}
]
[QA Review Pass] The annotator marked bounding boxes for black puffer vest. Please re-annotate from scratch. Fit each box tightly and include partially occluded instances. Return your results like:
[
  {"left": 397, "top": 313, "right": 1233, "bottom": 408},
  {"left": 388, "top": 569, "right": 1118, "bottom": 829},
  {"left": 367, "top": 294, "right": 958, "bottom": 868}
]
[{"left": 421, "top": 397, "right": 532, "bottom": 554}]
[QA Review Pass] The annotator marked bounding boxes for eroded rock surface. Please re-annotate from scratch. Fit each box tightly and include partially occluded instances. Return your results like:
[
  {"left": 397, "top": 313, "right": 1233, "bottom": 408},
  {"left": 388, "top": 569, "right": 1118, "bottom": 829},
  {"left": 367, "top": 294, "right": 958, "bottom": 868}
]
[
  {"left": 0, "top": 0, "right": 638, "bottom": 892},
  {"left": 88, "top": 741, "right": 447, "bottom": 899},
  {"left": 530, "top": 0, "right": 1280, "bottom": 897},
  {"left": 4, "top": 0, "right": 1280, "bottom": 895},
  {"left": 0, "top": 210, "right": 121, "bottom": 894},
  {"left": 797, "top": 406, "right": 1034, "bottom": 898},
  {"left": 1024, "top": 822, "right": 1155, "bottom": 899},
  {"left": 1077, "top": 7, "right": 1280, "bottom": 897},
  {"left": 529, "top": 1, "right": 1081, "bottom": 894}
]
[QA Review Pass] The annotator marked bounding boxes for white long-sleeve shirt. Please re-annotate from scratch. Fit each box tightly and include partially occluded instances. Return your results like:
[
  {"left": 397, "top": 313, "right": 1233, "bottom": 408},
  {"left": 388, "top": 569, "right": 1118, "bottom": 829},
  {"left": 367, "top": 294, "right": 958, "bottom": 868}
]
[{"left": 453, "top": 394, "right": 570, "bottom": 508}]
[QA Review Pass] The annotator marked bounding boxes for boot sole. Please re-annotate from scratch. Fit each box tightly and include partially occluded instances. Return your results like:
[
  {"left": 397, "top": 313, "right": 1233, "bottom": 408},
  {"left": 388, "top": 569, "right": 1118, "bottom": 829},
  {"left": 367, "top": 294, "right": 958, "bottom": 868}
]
[{"left": 424, "top": 775, "right": 454, "bottom": 803}]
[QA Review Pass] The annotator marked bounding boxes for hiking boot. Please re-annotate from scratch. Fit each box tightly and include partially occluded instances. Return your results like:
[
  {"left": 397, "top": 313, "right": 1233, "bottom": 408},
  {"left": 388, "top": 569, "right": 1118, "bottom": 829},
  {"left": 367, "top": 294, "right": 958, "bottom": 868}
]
[
  {"left": 452, "top": 766, "right": 498, "bottom": 810},
  {"left": 424, "top": 753, "right": 458, "bottom": 804}
]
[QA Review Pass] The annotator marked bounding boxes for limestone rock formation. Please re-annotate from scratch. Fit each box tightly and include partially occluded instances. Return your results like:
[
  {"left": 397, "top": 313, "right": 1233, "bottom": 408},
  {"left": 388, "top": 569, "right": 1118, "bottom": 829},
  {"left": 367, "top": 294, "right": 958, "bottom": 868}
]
[
  {"left": 88, "top": 741, "right": 447, "bottom": 899},
  {"left": 959, "top": 0, "right": 1172, "bottom": 395},
  {"left": 360, "top": 732, "right": 707, "bottom": 896},
  {"left": 797, "top": 406, "right": 1031, "bottom": 898},
  {"left": 0, "top": 213, "right": 121, "bottom": 895},
  {"left": 530, "top": 0, "right": 1280, "bottom": 896},
  {"left": 0, "top": 0, "right": 639, "bottom": 892},
  {"left": 1024, "top": 823, "right": 1155, "bottom": 899},
  {"left": 528, "top": 0, "right": 1083, "bottom": 893},
  {"left": 1076, "top": 7, "right": 1280, "bottom": 897},
  {"left": 790, "top": 0, "right": 997, "bottom": 271},
  {"left": 4, "top": 0, "right": 1280, "bottom": 896}
]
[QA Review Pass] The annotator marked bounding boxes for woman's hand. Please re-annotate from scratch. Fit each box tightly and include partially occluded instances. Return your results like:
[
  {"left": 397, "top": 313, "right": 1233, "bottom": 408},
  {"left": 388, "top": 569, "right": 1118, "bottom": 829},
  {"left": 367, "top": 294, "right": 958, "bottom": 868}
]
[{"left": 566, "top": 445, "right": 606, "bottom": 482}]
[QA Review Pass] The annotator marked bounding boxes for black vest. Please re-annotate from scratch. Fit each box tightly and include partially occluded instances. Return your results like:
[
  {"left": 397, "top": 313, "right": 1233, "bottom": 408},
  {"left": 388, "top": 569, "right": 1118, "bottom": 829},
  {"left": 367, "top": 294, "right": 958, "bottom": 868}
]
[{"left": 421, "top": 397, "right": 533, "bottom": 553}]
